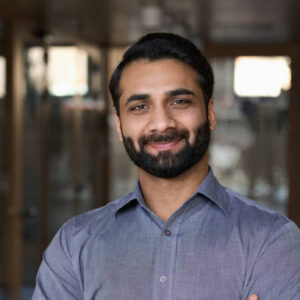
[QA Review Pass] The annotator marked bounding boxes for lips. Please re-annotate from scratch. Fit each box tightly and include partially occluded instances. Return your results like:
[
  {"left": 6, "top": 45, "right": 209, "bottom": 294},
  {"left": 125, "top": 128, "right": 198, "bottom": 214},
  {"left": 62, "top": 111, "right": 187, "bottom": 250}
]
[
  {"left": 146, "top": 137, "right": 184, "bottom": 151},
  {"left": 138, "top": 129, "right": 189, "bottom": 152}
]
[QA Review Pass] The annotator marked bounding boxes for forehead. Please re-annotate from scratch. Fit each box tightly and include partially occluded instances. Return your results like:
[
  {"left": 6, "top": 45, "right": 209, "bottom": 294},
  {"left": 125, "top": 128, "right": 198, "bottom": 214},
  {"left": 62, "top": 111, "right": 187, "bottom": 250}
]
[{"left": 119, "top": 58, "right": 200, "bottom": 96}]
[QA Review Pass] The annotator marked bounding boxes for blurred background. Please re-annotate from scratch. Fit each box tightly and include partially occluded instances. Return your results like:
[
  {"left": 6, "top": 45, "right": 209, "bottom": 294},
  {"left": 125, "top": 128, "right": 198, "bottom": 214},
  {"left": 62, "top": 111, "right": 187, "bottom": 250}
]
[{"left": 0, "top": 0, "right": 300, "bottom": 299}]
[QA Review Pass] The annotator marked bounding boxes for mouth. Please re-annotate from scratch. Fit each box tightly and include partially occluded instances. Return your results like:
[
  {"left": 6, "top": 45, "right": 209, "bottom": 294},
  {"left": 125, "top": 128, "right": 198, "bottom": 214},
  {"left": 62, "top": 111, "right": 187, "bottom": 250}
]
[{"left": 145, "top": 137, "right": 184, "bottom": 152}]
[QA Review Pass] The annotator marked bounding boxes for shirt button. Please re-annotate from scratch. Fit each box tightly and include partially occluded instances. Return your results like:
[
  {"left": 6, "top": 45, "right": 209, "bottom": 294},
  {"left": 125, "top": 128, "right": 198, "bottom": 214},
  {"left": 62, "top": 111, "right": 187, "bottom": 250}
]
[
  {"left": 164, "top": 229, "right": 171, "bottom": 236},
  {"left": 160, "top": 275, "right": 167, "bottom": 283}
]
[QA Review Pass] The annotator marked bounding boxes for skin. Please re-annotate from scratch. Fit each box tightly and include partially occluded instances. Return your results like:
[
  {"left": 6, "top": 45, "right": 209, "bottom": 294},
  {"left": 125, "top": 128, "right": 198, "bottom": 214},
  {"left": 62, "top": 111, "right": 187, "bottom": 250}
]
[
  {"left": 246, "top": 295, "right": 269, "bottom": 300},
  {"left": 115, "top": 58, "right": 268, "bottom": 300}
]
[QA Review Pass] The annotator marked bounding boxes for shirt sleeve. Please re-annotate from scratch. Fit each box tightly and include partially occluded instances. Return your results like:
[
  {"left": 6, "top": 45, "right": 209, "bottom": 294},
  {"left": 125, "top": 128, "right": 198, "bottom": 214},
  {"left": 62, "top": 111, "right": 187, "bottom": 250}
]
[
  {"left": 242, "top": 219, "right": 300, "bottom": 300},
  {"left": 32, "top": 218, "right": 83, "bottom": 300}
]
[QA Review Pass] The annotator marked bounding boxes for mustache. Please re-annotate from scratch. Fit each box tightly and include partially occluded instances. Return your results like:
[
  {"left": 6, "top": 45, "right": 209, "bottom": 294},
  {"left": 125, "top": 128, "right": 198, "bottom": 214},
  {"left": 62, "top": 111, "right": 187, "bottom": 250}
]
[{"left": 139, "top": 129, "right": 189, "bottom": 144}]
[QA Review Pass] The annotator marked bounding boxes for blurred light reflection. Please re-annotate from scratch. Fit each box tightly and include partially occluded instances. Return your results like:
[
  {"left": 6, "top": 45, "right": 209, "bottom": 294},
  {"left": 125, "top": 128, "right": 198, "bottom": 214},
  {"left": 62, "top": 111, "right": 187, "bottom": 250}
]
[
  {"left": 234, "top": 56, "right": 291, "bottom": 97},
  {"left": 28, "top": 46, "right": 88, "bottom": 97},
  {"left": 0, "top": 57, "right": 5, "bottom": 98}
]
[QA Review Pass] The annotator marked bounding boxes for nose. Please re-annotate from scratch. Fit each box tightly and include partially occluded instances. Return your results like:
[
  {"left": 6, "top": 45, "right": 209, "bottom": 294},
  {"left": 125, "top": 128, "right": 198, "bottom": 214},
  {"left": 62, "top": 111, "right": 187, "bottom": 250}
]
[{"left": 147, "top": 106, "right": 176, "bottom": 133}]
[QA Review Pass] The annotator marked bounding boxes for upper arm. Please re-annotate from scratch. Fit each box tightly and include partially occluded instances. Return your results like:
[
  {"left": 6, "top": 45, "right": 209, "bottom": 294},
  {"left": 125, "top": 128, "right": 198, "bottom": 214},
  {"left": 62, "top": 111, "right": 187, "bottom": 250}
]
[
  {"left": 242, "top": 220, "right": 300, "bottom": 300},
  {"left": 32, "top": 218, "right": 82, "bottom": 300}
]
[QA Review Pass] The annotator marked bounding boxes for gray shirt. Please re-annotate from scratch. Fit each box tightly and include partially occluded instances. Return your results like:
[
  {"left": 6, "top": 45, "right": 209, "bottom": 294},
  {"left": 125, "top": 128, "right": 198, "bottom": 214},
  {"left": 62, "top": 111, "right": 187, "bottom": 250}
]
[{"left": 33, "top": 170, "right": 300, "bottom": 299}]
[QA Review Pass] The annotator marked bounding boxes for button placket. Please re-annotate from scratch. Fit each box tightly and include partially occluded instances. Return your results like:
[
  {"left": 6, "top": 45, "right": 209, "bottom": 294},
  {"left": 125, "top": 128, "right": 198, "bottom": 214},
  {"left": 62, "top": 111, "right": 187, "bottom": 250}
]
[{"left": 154, "top": 219, "right": 184, "bottom": 299}]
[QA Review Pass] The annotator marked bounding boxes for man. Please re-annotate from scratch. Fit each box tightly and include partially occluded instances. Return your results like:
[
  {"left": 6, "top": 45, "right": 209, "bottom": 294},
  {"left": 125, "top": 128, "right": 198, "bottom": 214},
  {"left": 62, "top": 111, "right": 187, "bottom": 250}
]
[{"left": 33, "top": 33, "right": 300, "bottom": 300}]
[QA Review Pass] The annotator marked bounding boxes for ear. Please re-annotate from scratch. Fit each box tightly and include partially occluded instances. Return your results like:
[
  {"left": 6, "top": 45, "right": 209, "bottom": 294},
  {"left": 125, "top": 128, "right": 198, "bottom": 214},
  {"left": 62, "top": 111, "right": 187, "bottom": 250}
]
[
  {"left": 114, "top": 111, "right": 123, "bottom": 143},
  {"left": 207, "top": 99, "right": 217, "bottom": 131}
]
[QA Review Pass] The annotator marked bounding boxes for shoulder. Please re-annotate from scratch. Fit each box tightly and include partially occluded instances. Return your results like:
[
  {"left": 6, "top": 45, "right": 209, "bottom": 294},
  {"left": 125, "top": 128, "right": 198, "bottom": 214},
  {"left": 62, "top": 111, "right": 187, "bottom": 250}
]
[
  {"left": 224, "top": 190, "right": 300, "bottom": 299},
  {"left": 226, "top": 187, "right": 288, "bottom": 221},
  {"left": 57, "top": 193, "right": 133, "bottom": 244},
  {"left": 224, "top": 186, "right": 300, "bottom": 245},
  {"left": 202, "top": 171, "right": 293, "bottom": 233}
]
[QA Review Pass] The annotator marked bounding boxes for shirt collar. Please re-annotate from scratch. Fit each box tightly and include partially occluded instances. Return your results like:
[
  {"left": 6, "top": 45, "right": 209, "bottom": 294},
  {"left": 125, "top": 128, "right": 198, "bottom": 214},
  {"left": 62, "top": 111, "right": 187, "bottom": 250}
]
[
  {"left": 114, "top": 181, "right": 146, "bottom": 214},
  {"left": 194, "top": 169, "right": 230, "bottom": 217},
  {"left": 115, "top": 168, "right": 230, "bottom": 218}
]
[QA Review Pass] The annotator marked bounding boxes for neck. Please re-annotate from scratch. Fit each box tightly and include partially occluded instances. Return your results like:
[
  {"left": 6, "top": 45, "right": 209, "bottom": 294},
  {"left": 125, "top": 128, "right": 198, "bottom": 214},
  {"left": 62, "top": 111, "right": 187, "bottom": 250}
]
[{"left": 137, "top": 154, "right": 209, "bottom": 222}]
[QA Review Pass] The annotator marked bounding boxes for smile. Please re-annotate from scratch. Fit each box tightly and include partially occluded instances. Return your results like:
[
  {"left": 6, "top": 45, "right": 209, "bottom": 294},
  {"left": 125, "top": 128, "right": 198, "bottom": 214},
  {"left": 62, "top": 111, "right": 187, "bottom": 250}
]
[{"left": 146, "top": 137, "right": 184, "bottom": 151}]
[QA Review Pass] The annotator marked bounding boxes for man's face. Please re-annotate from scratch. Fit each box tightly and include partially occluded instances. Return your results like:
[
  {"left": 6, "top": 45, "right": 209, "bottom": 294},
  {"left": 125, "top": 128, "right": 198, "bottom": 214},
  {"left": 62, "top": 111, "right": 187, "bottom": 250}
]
[{"left": 115, "top": 58, "right": 216, "bottom": 178}]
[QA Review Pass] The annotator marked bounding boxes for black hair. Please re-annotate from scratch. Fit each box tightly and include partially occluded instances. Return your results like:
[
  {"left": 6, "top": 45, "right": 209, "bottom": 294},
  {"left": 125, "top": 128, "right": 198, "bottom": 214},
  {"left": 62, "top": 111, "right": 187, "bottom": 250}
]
[{"left": 109, "top": 32, "right": 214, "bottom": 116}]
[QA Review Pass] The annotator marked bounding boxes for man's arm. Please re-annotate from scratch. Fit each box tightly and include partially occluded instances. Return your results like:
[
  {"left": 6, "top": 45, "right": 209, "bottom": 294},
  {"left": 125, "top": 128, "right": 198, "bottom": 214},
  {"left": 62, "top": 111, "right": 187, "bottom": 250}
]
[
  {"left": 242, "top": 219, "right": 300, "bottom": 300},
  {"left": 32, "top": 219, "right": 82, "bottom": 299}
]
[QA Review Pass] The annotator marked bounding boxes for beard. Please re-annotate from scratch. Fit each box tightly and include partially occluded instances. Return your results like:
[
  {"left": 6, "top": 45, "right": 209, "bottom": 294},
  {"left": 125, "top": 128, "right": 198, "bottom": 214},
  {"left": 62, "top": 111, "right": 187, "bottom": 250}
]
[{"left": 121, "top": 121, "right": 211, "bottom": 178}]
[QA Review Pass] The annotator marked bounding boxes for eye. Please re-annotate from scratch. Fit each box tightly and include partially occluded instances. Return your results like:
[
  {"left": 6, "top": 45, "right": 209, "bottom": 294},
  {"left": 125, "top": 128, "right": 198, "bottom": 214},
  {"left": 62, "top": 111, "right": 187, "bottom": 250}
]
[
  {"left": 171, "top": 99, "right": 191, "bottom": 106},
  {"left": 130, "top": 103, "right": 148, "bottom": 111}
]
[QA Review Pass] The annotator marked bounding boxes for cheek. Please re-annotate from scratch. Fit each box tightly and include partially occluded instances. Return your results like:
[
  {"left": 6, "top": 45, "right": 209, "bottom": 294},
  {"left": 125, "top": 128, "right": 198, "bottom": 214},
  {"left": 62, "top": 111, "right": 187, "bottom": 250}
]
[
  {"left": 180, "top": 112, "right": 203, "bottom": 128},
  {"left": 179, "top": 113, "right": 205, "bottom": 143},
  {"left": 187, "top": 130, "right": 197, "bottom": 145},
  {"left": 121, "top": 119, "right": 144, "bottom": 145}
]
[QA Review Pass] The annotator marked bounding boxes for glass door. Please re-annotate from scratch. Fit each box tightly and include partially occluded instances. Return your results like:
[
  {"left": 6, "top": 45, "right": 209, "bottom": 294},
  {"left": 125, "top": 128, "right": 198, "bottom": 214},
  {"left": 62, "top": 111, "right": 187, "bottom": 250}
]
[{"left": 210, "top": 56, "right": 291, "bottom": 215}]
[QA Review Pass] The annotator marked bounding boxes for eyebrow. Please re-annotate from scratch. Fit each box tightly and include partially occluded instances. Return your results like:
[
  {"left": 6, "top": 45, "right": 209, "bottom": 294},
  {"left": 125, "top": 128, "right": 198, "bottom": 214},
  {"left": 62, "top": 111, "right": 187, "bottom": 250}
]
[
  {"left": 125, "top": 88, "right": 196, "bottom": 105},
  {"left": 166, "top": 88, "right": 196, "bottom": 97},
  {"left": 125, "top": 93, "right": 150, "bottom": 105}
]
